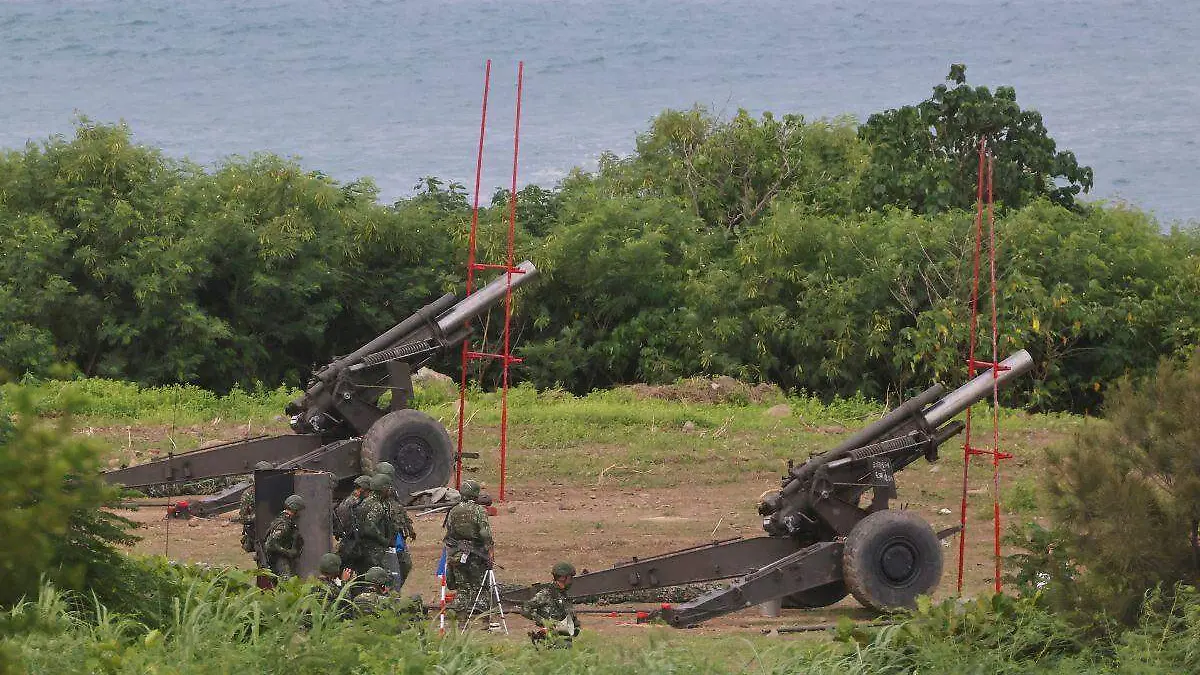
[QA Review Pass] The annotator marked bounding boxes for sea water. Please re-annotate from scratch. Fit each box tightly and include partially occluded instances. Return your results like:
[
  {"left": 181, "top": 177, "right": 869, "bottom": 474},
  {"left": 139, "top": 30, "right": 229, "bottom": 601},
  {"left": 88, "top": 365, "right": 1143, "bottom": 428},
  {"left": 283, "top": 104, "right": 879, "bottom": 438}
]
[{"left": 1, "top": 0, "right": 1196, "bottom": 223}]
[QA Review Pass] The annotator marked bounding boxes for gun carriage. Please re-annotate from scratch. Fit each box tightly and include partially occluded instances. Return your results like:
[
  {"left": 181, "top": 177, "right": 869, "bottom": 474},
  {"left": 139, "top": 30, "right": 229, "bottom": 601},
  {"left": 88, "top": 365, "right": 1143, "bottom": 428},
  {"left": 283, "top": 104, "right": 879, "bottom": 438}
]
[
  {"left": 102, "top": 261, "right": 539, "bottom": 514},
  {"left": 504, "top": 350, "right": 1035, "bottom": 627}
]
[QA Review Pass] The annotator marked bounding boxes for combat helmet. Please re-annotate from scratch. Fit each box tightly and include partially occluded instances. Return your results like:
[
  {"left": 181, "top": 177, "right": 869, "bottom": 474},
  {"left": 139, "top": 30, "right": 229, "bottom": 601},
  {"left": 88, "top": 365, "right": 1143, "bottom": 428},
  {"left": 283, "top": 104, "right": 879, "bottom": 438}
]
[
  {"left": 370, "top": 473, "right": 392, "bottom": 492},
  {"left": 319, "top": 553, "right": 342, "bottom": 575},
  {"left": 284, "top": 494, "right": 305, "bottom": 511},
  {"left": 375, "top": 461, "right": 396, "bottom": 477},
  {"left": 459, "top": 479, "right": 481, "bottom": 501},
  {"left": 254, "top": 461, "right": 273, "bottom": 471},
  {"left": 552, "top": 561, "right": 577, "bottom": 578},
  {"left": 363, "top": 566, "right": 392, "bottom": 586},
  {"left": 354, "top": 474, "right": 373, "bottom": 490}
]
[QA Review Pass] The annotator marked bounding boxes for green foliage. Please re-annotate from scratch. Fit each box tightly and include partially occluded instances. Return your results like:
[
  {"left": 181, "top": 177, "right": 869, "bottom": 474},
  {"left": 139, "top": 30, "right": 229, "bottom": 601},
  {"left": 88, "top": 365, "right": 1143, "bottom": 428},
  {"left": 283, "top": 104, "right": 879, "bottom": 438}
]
[
  {"left": 859, "top": 64, "right": 1094, "bottom": 214},
  {"left": 3, "top": 576, "right": 826, "bottom": 674},
  {"left": 0, "top": 377, "right": 295, "bottom": 424},
  {"left": 520, "top": 186, "right": 717, "bottom": 390},
  {"left": 0, "top": 118, "right": 220, "bottom": 383},
  {"left": 614, "top": 107, "right": 867, "bottom": 231},
  {"left": 0, "top": 70, "right": 1195, "bottom": 414},
  {"left": 825, "top": 594, "right": 1091, "bottom": 672},
  {"left": 716, "top": 199, "right": 1200, "bottom": 410},
  {"left": 12, "top": 577, "right": 1200, "bottom": 673},
  {"left": 1041, "top": 357, "right": 1200, "bottom": 621},
  {"left": 0, "top": 121, "right": 468, "bottom": 392},
  {"left": 0, "top": 387, "right": 138, "bottom": 609}
]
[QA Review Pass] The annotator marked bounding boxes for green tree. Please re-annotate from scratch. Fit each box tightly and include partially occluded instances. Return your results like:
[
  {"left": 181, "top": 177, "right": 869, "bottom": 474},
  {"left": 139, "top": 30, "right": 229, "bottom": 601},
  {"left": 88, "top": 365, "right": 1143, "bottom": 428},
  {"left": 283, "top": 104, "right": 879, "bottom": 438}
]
[
  {"left": 0, "top": 118, "right": 222, "bottom": 383},
  {"left": 520, "top": 182, "right": 716, "bottom": 391},
  {"left": 1041, "top": 357, "right": 1200, "bottom": 621},
  {"left": 0, "top": 387, "right": 138, "bottom": 609},
  {"left": 606, "top": 107, "right": 866, "bottom": 232},
  {"left": 859, "top": 64, "right": 1093, "bottom": 214}
]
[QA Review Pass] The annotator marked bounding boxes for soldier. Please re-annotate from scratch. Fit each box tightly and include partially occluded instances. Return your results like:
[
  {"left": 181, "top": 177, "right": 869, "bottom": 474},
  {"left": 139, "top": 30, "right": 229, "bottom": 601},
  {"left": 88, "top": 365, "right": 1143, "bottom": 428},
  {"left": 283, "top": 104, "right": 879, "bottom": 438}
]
[
  {"left": 264, "top": 494, "right": 305, "bottom": 579},
  {"left": 354, "top": 474, "right": 396, "bottom": 573},
  {"left": 522, "top": 562, "right": 581, "bottom": 648},
  {"left": 352, "top": 567, "right": 426, "bottom": 621},
  {"left": 442, "top": 479, "right": 493, "bottom": 617},
  {"left": 313, "top": 553, "right": 355, "bottom": 619},
  {"left": 316, "top": 553, "right": 346, "bottom": 599},
  {"left": 334, "top": 475, "right": 373, "bottom": 571},
  {"left": 374, "top": 462, "right": 417, "bottom": 588},
  {"left": 236, "top": 461, "right": 274, "bottom": 555}
]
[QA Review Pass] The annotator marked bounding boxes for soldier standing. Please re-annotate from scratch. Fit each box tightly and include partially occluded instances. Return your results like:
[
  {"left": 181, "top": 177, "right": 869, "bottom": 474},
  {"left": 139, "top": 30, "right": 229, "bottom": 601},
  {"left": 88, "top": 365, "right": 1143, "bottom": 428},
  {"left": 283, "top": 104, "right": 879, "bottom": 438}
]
[
  {"left": 264, "top": 494, "right": 305, "bottom": 579},
  {"left": 236, "top": 461, "right": 274, "bottom": 556},
  {"left": 522, "top": 562, "right": 581, "bottom": 648},
  {"left": 374, "top": 462, "right": 417, "bottom": 588},
  {"left": 354, "top": 474, "right": 396, "bottom": 573},
  {"left": 442, "top": 479, "right": 493, "bottom": 617},
  {"left": 334, "top": 475, "right": 372, "bottom": 571}
]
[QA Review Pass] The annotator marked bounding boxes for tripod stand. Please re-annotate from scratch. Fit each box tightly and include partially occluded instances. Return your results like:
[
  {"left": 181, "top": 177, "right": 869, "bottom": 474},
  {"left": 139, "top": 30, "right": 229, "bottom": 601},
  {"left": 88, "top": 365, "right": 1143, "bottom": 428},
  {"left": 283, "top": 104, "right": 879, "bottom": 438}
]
[{"left": 462, "top": 568, "right": 509, "bottom": 635}]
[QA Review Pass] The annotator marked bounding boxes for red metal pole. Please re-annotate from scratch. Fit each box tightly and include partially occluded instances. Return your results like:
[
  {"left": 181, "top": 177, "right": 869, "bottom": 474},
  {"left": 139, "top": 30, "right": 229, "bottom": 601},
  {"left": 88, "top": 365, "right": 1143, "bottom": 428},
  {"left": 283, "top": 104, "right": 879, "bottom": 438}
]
[
  {"left": 957, "top": 139, "right": 988, "bottom": 594},
  {"left": 456, "top": 59, "right": 491, "bottom": 490},
  {"left": 499, "top": 62, "right": 524, "bottom": 503},
  {"left": 987, "top": 154, "right": 1004, "bottom": 592}
]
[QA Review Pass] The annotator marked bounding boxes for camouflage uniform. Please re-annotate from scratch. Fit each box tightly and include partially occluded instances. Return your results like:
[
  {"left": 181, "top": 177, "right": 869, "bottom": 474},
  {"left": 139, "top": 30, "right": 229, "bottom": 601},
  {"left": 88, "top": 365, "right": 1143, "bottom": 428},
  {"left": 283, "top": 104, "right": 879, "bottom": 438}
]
[
  {"left": 264, "top": 503, "right": 304, "bottom": 579},
  {"left": 350, "top": 567, "right": 423, "bottom": 621},
  {"left": 523, "top": 584, "right": 580, "bottom": 646},
  {"left": 355, "top": 478, "right": 395, "bottom": 573},
  {"left": 236, "top": 487, "right": 256, "bottom": 553},
  {"left": 523, "top": 562, "right": 579, "bottom": 647},
  {"left": 443, "top": 484, "right": 493, "bottom": 615},
  {"left": 334, "top": 477, "right": 372, "bottom": 571},
  {"left": 384, "top": 493, "right": 417, "bottom": 587},
  {"left": 303, "top": 554, "right": 349, "bottom": 623}
]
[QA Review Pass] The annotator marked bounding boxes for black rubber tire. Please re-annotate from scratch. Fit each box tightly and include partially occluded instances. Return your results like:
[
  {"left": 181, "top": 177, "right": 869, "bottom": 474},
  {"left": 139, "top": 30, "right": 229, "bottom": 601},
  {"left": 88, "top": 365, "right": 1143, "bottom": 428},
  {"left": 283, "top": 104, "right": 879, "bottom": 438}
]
[
  {"left": 843, "top": 510, "right": 943, "bottom": 612},
  {"left": 360, "top": 410, "right": 453, "bottom": 497},
  {"left": 782, "top": 581, "right": 850, "bottom": 609}
]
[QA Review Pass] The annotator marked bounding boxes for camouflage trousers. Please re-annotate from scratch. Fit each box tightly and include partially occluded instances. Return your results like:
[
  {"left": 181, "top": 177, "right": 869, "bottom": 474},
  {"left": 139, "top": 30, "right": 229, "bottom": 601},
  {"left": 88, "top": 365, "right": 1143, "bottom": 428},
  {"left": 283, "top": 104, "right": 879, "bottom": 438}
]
[
  {"left": 447, "top": 555, "right": 490, "bottom": 614},
  {"left": 268, "top": 555, "right": 298, "bottom": 580},
  {"left": 395, "top": 550, "right": 413, "bottom": 590},
  {"left": 355, "top": 545, "right": 388, "bottom": 574}
]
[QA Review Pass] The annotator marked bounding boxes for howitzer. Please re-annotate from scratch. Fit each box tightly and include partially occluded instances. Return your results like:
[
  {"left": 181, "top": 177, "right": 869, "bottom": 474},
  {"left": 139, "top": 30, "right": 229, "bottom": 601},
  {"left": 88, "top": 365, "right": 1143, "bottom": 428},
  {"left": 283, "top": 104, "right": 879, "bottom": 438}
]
[
  {"left": 503, "top": 350, "right": 1034, "bottom": 626},
  {"left": 102, "top": 262, "right": 538, "bottom": 514}
]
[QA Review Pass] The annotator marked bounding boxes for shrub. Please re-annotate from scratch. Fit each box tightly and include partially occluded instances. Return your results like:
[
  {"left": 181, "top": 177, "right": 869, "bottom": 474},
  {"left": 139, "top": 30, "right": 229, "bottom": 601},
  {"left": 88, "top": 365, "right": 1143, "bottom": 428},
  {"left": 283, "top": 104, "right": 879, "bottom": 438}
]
[{"left": 1041, "top": 356, "right": 1200, "bottom": 621}]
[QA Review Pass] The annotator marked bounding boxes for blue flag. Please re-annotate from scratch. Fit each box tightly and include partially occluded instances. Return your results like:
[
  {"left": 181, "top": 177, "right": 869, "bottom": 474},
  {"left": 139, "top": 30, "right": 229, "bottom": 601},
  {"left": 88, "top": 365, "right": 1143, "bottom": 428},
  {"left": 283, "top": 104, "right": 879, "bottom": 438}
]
[{"left": 436, "top": 547, "right": 448, "bottom": 578}]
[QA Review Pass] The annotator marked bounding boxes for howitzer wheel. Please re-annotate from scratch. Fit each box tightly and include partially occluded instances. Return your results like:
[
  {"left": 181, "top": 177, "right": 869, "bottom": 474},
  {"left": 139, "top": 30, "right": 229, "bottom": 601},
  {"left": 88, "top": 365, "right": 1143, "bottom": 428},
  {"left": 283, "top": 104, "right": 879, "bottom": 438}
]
[
  {"left": 782, "top": 581, "right": 849, "bottom": 609},
  {"left": 843, "top": 510, "right": 942, "bottom": 612},
  {"left": 361, "top": 410, "right": 453, "bottom": 497}
]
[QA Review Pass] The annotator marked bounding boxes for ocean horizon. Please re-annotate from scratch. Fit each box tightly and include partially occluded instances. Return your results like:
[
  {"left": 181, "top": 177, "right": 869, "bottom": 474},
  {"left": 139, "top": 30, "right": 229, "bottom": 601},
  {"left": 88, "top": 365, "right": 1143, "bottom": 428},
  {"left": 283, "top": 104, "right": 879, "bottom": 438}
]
[{"left": 2, "top": 0, "right": 1197, "bottom": 224}]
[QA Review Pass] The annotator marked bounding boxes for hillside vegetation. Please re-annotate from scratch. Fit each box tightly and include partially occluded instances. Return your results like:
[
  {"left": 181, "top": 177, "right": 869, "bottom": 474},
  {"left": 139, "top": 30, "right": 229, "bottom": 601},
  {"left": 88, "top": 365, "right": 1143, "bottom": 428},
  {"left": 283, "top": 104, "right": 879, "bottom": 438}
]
[{"left": 1, "top": 66, "right": 1196, "bottom": 413}]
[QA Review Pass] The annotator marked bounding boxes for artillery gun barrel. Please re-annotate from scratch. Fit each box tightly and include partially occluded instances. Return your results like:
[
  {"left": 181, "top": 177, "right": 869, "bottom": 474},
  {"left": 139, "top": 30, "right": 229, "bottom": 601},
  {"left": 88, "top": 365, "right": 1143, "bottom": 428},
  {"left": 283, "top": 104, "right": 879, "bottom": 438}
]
[
  {"left": 315, "top": 292, "right": 459, "bottom": 384},
  {"left": 434, "top": 260, "right": 538, "bottom": 334},
  {"left": 779, "top": 384, "right": 945, "bottom": 497},
  {"left": 921, "top": 350, "right": 1034, "bottom": 427},
  {"left": 768, "top": 349, "right": 1034, "bottom": 508}
]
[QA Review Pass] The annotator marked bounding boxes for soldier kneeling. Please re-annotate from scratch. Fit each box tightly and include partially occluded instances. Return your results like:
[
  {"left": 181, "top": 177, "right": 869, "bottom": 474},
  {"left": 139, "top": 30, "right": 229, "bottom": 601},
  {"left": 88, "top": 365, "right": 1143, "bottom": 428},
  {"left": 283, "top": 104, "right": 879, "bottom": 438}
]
[
  {"left": 353, "top": 567, "right": 426, "bottom": 623},
  {"left": 315, "top": 553, "right": 354, "bottom": 619},
  {"left": 522, "top": 562, "right": 581, "bottom": 648}
]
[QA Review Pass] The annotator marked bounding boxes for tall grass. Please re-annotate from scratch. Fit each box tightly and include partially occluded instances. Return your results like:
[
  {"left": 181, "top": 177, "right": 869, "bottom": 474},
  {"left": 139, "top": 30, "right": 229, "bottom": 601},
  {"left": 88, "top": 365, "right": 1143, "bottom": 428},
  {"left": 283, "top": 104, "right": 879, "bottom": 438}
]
[
  {"left": 7, "top": 577, "right": 1200, "bottom": 674},
  {"left": 0, "top": 377, "right": 296, "bottom": 425}
]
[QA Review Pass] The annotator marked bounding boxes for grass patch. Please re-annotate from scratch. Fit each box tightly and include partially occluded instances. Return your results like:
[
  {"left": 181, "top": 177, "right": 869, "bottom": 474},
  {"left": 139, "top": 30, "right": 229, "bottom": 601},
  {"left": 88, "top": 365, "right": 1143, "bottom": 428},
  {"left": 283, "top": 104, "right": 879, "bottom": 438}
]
[{"left": 6, "top": 378, "right": 1084, "bottom": 488}]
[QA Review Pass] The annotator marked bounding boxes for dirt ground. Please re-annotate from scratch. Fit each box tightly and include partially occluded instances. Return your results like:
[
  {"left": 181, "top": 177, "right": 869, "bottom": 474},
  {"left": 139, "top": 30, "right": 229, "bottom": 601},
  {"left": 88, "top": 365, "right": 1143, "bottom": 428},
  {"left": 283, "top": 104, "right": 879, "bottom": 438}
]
[{"left": 116, "top": 458, "right": 1030, "bottom": 638}]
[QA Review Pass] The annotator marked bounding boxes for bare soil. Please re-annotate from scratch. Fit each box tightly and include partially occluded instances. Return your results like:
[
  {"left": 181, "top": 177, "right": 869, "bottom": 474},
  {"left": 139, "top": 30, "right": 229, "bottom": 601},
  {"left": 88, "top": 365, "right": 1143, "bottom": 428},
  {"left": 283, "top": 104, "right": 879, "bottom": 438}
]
[{"left": 116, "top": 453, "right": 1033, "bottom": 637}]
